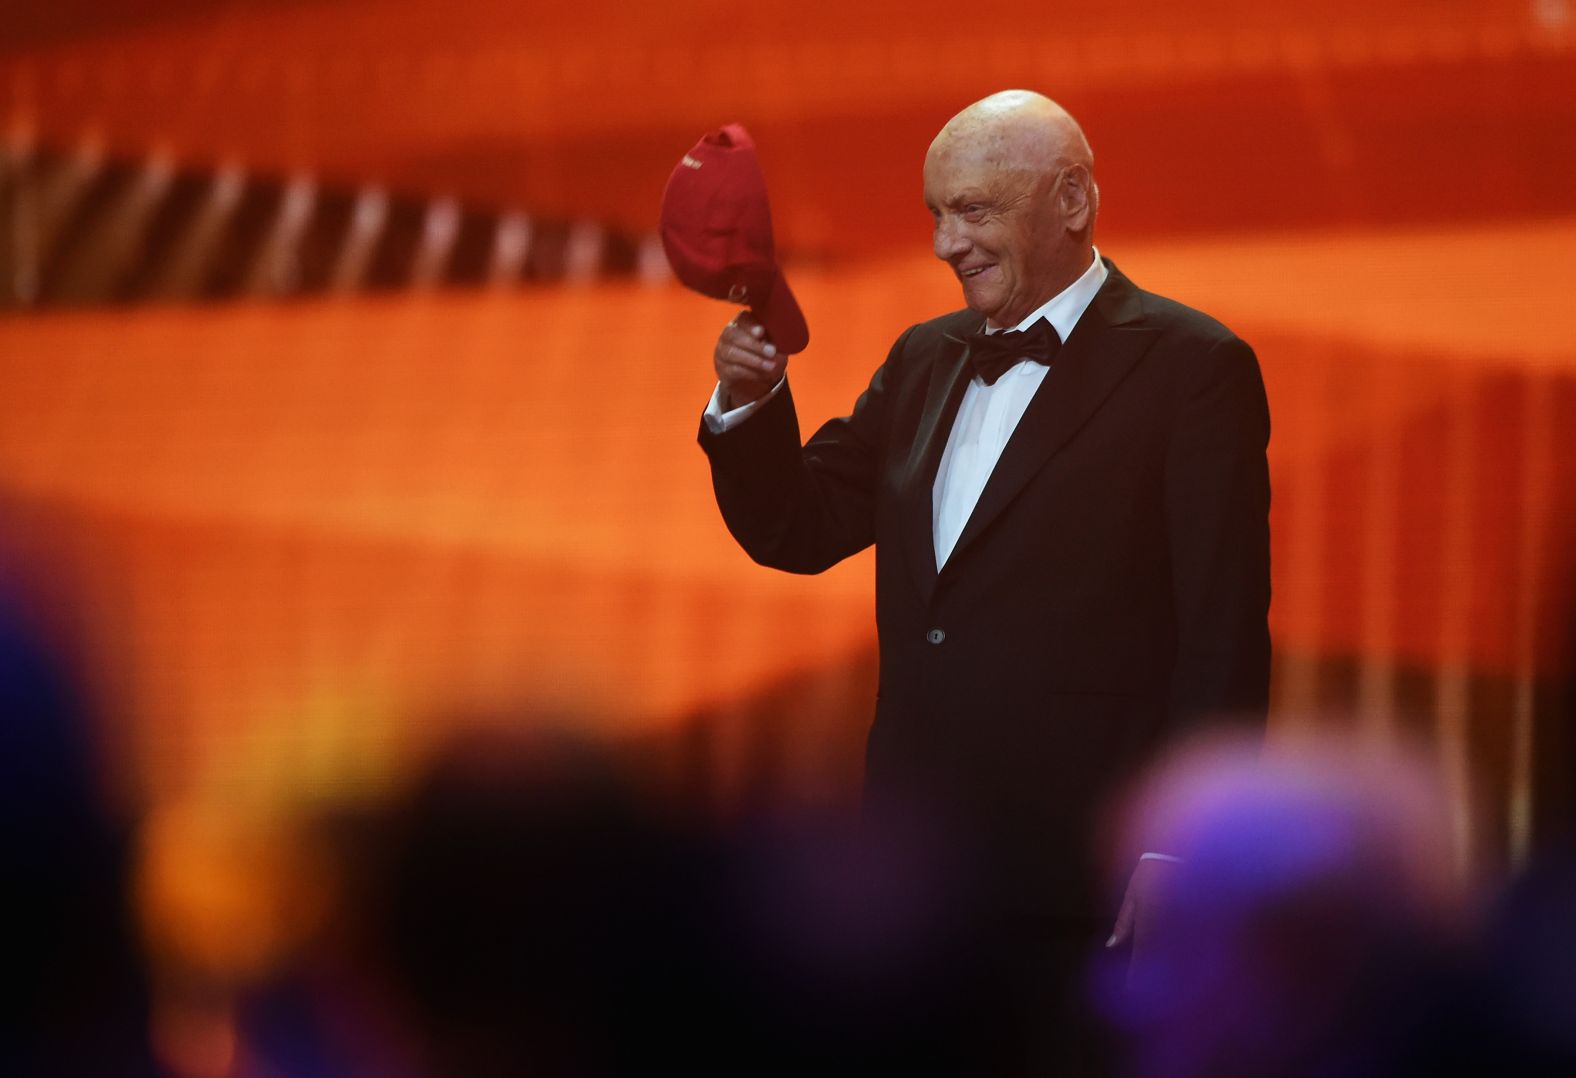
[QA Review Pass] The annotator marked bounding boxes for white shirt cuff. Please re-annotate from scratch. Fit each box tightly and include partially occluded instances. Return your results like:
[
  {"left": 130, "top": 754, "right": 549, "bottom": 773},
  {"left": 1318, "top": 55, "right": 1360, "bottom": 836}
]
[{"left": 702, "top": 378, "right": 785, "bottom": 434}]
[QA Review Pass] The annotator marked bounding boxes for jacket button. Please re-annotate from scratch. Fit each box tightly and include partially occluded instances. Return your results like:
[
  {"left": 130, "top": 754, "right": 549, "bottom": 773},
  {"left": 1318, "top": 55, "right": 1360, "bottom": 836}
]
[{"left": 926, "top": 628, "right": 946, "bottom": 644}]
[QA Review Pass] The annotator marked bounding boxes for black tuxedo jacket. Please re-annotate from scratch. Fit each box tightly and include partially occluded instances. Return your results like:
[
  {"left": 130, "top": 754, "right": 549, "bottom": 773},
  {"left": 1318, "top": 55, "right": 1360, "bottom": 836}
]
[{"left": 700, "top": 260, "right": 1270, "bottom": 917}]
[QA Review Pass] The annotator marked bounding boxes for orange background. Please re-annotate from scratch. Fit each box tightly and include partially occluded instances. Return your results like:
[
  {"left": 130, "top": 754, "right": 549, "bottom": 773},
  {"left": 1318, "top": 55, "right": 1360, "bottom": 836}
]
[{"left": 3, "top": 2, "right": 1575, "bottom": 1050}]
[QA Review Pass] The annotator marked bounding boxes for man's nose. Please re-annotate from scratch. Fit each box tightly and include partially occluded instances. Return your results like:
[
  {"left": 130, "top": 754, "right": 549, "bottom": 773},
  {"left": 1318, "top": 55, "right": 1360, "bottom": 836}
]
[{"left": 933, "top": 218, "right": 968, "bottom": 262}]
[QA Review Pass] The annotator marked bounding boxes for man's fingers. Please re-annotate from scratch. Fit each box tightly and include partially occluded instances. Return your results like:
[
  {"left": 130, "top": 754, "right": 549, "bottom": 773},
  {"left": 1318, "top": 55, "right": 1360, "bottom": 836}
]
[
  {"left": 748, "top": 322, "right": 779, "bottom": 357},
  {"left": 716, "top": 315, "right": 785, "bottom": 380},
  {"left": 724, "top": 340, "right": 779, "bottom": 373},
  {"left": 720, "top": 322, "right": 778, "bottom": 361},
  {"left": 729, "top": 310, "right": 764, "bottom": 335},
  {"left": 717, "top": 348, "right": 780, "bottom": 383}
]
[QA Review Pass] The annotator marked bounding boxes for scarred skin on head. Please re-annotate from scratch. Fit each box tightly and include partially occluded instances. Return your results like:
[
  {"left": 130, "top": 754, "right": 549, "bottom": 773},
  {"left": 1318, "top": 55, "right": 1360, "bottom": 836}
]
[{"left": 923, "top": 90, "right": 1100, "bottom": 329}]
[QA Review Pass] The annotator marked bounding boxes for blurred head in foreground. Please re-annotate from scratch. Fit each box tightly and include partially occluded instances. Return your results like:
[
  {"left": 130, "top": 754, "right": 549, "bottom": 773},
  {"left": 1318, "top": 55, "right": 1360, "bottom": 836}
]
[
  {"left": 0, "top": 579, "right": 154, "bottom": 1076},
  {"left": 1101, "top": 730, "right": 1467, "bottom": 1078},
  {"left": 292, "top": 725, "right": 1011, "bottom": 1076}
]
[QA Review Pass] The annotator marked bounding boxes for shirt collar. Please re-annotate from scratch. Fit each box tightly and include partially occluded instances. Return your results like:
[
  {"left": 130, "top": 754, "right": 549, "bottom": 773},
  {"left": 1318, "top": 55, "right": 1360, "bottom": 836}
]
[{"left": 988, "top": 247, "right": 1108, "bottom": 340}]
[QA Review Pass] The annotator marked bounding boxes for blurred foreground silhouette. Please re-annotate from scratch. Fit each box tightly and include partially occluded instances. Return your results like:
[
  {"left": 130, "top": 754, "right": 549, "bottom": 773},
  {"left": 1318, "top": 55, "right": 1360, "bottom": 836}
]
[
  {"left": 1, "top": 578, "right": 155, "bottom": 1076},
  {"left": 1100, "top": 720, "right": 1576, "bottom": 1078},
  {"left": 239, "top": 725, "right": 1052, "bottom": 1075}
]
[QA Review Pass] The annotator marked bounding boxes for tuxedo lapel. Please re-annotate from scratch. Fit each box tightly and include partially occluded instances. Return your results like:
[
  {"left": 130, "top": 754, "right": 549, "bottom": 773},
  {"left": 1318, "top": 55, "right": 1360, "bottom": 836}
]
[
  {"left": 944, "top": 261, "right": 1154, "bottom": 572},
  {"left": 896, "top": 321, "right": 974, "bottom": 602}
]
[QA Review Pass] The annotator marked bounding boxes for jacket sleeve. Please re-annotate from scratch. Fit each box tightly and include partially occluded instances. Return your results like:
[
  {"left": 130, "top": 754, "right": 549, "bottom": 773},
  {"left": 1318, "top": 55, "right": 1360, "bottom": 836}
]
[
  {"left": 697, "top": 328, "right": 913, "bottom": 575},
  {"left": 1164, "top": 333, "right": 1272, "bottom": 730}
]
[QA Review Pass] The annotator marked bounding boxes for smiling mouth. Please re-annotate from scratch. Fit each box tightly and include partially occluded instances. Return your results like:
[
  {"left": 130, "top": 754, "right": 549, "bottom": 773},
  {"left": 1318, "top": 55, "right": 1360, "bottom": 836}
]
[{"left": 960, "top": 264, "right": 993, "bottom": 280}]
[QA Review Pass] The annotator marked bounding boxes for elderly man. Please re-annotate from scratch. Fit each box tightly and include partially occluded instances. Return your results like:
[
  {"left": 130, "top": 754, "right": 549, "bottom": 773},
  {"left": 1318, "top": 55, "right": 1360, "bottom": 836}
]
[{"left": 699, "top": 90, "right": 1270, "bottom": 1060}]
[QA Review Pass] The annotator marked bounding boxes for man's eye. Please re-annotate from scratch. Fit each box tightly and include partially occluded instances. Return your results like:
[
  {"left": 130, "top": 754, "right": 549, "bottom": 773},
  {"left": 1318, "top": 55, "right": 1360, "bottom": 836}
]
[{"left": 962, "top": 204, "right": 987, "bottom": 220}]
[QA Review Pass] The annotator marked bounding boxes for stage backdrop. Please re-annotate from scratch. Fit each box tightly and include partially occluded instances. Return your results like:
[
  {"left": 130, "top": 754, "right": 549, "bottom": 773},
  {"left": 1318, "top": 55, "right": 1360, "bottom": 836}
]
[{"left": 2, "top": 3, "right": 1574, "bottom": 1070}]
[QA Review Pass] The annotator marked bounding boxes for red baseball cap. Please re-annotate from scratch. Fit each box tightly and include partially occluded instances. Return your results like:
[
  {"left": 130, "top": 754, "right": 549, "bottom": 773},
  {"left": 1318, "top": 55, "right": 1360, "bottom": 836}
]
[{"left": 659, "top": 123, "right": 809, "bottom": 355}]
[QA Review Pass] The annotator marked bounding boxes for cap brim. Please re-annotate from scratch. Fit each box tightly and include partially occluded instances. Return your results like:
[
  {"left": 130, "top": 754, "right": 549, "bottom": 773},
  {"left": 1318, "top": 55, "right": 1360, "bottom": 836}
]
[{"left": 752, "top": 268, "right": 810, "bottom": 355}]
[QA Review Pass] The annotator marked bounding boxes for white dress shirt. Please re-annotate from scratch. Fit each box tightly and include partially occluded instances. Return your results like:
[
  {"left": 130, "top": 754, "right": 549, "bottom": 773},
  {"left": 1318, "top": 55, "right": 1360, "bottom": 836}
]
[{"left": 931, "top": 251, "right": 1106, "bottom": 568}]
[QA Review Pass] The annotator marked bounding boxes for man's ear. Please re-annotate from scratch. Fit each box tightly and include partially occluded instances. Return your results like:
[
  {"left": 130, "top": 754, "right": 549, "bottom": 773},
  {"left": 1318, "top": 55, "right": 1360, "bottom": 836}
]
[{"left": 1060, "top": 164, "right": 1094, "bottom": 232}]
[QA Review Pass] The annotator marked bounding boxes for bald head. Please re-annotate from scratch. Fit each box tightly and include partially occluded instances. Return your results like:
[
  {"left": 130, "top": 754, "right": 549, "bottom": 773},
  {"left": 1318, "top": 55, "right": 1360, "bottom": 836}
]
[
  {"left": 929, "top": 90, "right": 1094, "bottom": 184},
  {"left": 923, "top": 91, "right": 1100, "bottom": 328}
]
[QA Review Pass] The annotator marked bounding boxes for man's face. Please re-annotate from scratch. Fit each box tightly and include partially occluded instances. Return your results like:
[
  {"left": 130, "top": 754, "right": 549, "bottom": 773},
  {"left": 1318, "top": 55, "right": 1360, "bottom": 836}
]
[{"left": 923, "top": 142, "right": 1068, "bottom": 329}]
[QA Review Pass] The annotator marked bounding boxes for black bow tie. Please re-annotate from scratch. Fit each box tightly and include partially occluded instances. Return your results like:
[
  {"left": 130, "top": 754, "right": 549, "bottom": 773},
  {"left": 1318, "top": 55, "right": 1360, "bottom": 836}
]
[{"left": 956, "top": 317, "right": 1062, "bottom": 386}]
